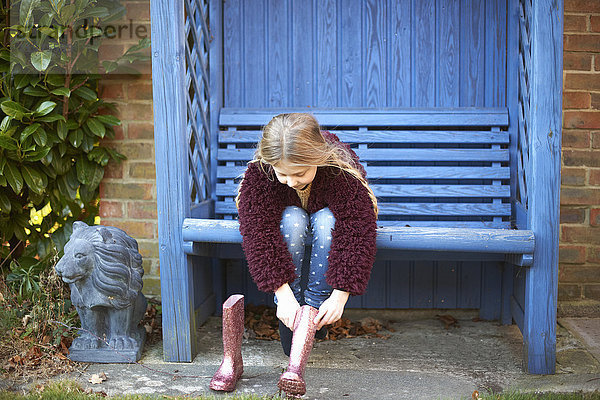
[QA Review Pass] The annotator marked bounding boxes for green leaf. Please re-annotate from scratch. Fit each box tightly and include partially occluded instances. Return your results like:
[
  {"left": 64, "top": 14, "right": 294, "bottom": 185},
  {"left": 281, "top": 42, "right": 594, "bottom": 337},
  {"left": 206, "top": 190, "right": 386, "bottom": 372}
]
[
  {"left": 73, "top": 86, "right": 97, "bottom": 101},
  {"left": 87, "top": 163, "right": 104, "bottom": 190},
  {"left": 68, "top": 129, "right": 83, "bottom": 147},
  {"left": 75, "top": 156, "right": 92, "bottom": 184},
  {"left": 33, "top": 127, "right": 47, "bottom": 146},
  {"left": 57, "top": 120, "right": 68, "bottom": 140},
  {"left": 96, "top": 114, "right": 121, "bottom": 126},
  {"left": 86, "top": 117, "right": 105, "bottom": 138},
  {"left": 46, "top": 75, "right": 66, "bottom": 87},
  {"left": 51, "top": 87, "right": 71, "bottom": 97},
  {"left": 14, "top": 74, "right": 30, "bottom": 90},
  {"left": 58, "top": 174, "right": 77, "bottom": 200},
  {"left": 20, "top": 123, "right": 40, "bottom": 142},
  {"left": 1, "top": 101, "right": 29, "bottom": 120},
  {"left": 1, "top": 116, "right": 12, "bottom": 132},
  {"left": 5, "top": 162, "right": 24, "bottom": 194},
  {"left": 81, "top": 133, "right": 95, "bottom": 152},
  {"left": 36, "top": 114, "right": 66, "bottom": 123},
  {"left": 23, "top": 146, "right": 50, "bottom": 162},
  {"left": 0, "top": 136, "right": 18, "bottom": 151},
  {"left": 21, "top": 165, "right": 45, "bottom": 194},
  {"left": 34, "top": 101, "right": 57, "bottom": 116},
  {"left": 59, "top": 4, "right": 76, "bottom": 24},
  {"left": 0, "top": 193, "right": 11, "bottom": 213},
  {"left": 88, "top": 147, "right": 109, "bottom": 166},
  {"left": 20, "top": 0, "right": 41, "bottom": 26},
  {"left": 101, "top": 60, "right": 119, "bottom": 73},
  {"left": 38, "top": 27, "right": 58, "bottom": 38},
  {"left": 30, "top": 51, "right": 52, "bottom": 72},
  {"left": 23, "top": 86, "right": 48, "bottom": 97}
]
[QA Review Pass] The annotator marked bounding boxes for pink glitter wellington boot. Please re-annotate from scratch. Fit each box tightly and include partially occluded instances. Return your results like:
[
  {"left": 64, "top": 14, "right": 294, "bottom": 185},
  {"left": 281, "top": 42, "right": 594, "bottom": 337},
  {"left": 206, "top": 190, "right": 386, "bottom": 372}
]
[
  {"left": 210, "top": 294, "right": 245, "bottom": 392},
  {"left": 277, "top": 305, "right": 319, "bottom": 397}
]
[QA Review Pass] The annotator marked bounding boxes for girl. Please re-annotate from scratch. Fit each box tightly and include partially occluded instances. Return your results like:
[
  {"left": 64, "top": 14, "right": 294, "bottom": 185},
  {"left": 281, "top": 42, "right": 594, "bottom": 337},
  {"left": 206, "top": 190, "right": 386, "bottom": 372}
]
[{"left": 236, "top": 113, "right": 378, "bottom": 396}]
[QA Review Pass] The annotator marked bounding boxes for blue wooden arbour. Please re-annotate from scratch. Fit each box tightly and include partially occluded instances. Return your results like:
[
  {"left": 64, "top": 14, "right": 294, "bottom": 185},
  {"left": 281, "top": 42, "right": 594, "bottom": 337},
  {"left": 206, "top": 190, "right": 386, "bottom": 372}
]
[{"left": 150, "top": 0, "right": 562, "bottom": 374}]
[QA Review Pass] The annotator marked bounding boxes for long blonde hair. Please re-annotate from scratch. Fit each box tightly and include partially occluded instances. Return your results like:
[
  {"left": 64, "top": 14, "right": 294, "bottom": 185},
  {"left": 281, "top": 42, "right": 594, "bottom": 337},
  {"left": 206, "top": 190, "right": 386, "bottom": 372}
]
[{"left": 236, "top": 113, "right": 378, "bottom": 217}]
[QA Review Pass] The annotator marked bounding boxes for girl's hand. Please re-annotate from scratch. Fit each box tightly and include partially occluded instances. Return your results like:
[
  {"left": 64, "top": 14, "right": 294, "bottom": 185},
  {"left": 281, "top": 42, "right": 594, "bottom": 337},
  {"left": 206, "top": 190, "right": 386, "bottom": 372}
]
[
  {"left": 275, "top": 283, "right": 301, "bottom": 330},
  {"left": 314, "top": 290, "right": 350, "bottom": 330}
]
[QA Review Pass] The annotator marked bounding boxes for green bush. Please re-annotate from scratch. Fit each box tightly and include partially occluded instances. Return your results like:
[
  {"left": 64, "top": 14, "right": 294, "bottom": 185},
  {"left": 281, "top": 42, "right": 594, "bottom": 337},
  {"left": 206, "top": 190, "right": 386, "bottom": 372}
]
[{"left": 0, "top": 0, "right": 149, "bottom": 275}]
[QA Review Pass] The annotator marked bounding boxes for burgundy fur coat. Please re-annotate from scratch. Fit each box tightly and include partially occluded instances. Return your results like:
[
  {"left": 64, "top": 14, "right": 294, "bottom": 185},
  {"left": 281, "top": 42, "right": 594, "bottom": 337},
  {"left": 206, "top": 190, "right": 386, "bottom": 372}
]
[{"left": 237, "top": 132, "right": 377, "bottom": 296}]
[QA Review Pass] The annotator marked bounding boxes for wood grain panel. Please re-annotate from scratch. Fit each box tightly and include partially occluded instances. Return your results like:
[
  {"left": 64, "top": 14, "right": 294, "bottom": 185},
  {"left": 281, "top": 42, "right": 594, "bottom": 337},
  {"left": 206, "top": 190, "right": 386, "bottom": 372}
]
[
  {"left": 317, "top": 0, "right": 337, "bottom": 106},
  {"left": 413, "top": 0, "right": 435, "bottom": 106},
  {"left": 340, "top": 0, "right": 362, "bottom": 106},
  {"left": 244, "top": 0, "right": 266, "bottom": 107},
  {"left": 267, "top": 0, "right": 289, "bottom": 107},
  {"left": 223, "top": 0, "right": 242, "bottom": 107},
  {"left": 437, "top": 0, "right": 460, "bottom": 106},
  {"left": 365, "top": 0, "right": 386, "bottom": 107},
  {"left": 389, "top": 0, "right": 412, "bottom": 106},
  {"left": 460, "top": 0, "right": 485, "bottom": 106},
  {"left": 292, "top": 0, "right": 313, "bottom": 106}
]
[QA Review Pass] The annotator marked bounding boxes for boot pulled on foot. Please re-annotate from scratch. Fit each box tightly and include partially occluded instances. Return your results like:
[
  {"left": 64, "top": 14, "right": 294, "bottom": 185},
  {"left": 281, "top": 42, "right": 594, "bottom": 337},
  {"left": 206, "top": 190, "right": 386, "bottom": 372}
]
[
  {"left": 210, "top": 294, "right": 244, "bottom": 392},
  {"left": 278, "top": 305, "right": 319, "bottom": 397}
]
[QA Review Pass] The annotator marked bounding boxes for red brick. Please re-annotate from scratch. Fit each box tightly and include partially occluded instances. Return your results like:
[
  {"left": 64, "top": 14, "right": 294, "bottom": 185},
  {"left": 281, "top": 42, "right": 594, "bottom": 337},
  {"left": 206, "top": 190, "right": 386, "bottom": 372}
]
[
  {"left": 561, "top": 167, "right": 587, "bottom": 186},
  {"left": 142, "top": 277, "right": 161, "bottom": 297},
  {"left": 565, "top": 73, "right": 600, "bottom": 90},
  {"left": 559, "top": 245, "right": 587, "bottom": 263},
  {"left": 100, "top": 182, "right": 154, "bottom": 200},
  {"left": 592, "top": 94, "right": 600, "bottom": 110},
  {"left": 129, "top": 162, "right": 156, "bottom": 179},
  {"left": 99, "top": 82, "right": 125, "bottom": 100},
  {"left": 562, "top": 226, "right": 600, "bottom": 245},
  {"left": 102, "top": 160, "right": 124, "bottom": 179},
  {"left": 560, "top": 207, "right": 586, "bottom": 224},
  {"left": 128, "top": 123, "right": 154, "bottom": 139},
  {"left": 591, "top": 169, "right": 600, "bottom": 185},
  {"left": 558, "top": 283, "right": 582, "bottom": 301},
  {"left": 100, "top": 219, "right": 156, "bottom": 239},
  {"left": 99, "top": 200, "right": 124, "bottom": 218},
  {"left": 565, "top": 0, "right": 600, "bottom": 13},
  {"left": 98, "top": 44, "right": 125, "bottom": 63},
  {"left": 563, "top": 53, "right": 593, "bottom": 71},
  {"left": 591, "top": 208, "right": 600, "bottom": 226},
  {"left": 127, "top": 82, "right": 153, "bottom": 101},
  {"left": 126, "top": 3, "right": 151, "bottom": 21},
  {"left": 561, "top": 187, "right": 600, "bottom": 205},
  {"left": 564, "top": 34, "right": 600, "bottom": 52},
  {"left": 592, "top": 132, "right": 600, "bottom": 148},
  {"left": 588, "top": 246, "right": 600, "bottom": 263},
  {"left": 137, "top": 240, "right": 159, "bottom": 259},
  {"left": 564, "top": 111, "right": 600, "bottom": 129},
  {"left": 563, "top": 149, "right": 600, "bottom": 167},
  {"left": 120, "top": 103, "right": 154, "bottom": 121},
  {"left": 584, "top": 285, "right": 600, "bottom": 300},
  {"left": 592, "top": 16, "right": 600, "bottom": 33},
  {"left": 113, "top": 142, "right": 154, "bottom": 160},
  {"left": 562, "top": 129, "right": 590, "bottom": 148},
  {"left": 560, "top": 265, "right": 600, "bottom": 282},
  {"left": 596, "top": 56, "right": 600, "bottom": 72},
  {"left": 128, "top": 202, "right": 158, "bottom": 219},
  {"left": 563, "top": 92, "right": 591, "bottom": 109},
  {"left": 565, "top": 14, "right": 588, "bottom": 32},
  {"left": 111, "top": 124, "right": 125, "bottom": 140}
]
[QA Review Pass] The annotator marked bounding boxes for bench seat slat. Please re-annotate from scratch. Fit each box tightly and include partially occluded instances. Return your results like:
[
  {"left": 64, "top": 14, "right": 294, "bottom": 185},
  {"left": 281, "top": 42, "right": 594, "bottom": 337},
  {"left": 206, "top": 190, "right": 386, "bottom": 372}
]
[
  {"left": 220, "top": 130, "right": 510, "bottom": 144},
  {"left": 182, "top": 218, "right": 534, "bottom": 254},
  {"left": 216, "top": 183, "right": 510, "bottom": 198},
  {"left": 215, "top": 201, "right": 511, "bottom": 216},
  {"left": 219, "top": 148, "right": 510, "bottom": 162},
  {"left": 219, "top": 107, "right": 509, "bottom": 127},
  {"left": 217, "top": 166, "right": 511, "bottom": 180}
]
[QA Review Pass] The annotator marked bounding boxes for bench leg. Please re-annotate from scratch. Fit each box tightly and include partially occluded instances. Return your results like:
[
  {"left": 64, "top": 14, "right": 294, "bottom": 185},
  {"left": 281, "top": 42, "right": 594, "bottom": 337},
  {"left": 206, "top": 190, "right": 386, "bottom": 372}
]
[{"left": 522, "top": 262, "right": 557, "bottom": 374}]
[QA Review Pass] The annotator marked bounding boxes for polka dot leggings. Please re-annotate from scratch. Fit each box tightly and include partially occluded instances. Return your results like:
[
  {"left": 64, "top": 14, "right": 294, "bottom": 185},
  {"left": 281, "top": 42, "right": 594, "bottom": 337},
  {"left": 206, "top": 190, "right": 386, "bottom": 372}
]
[{"left": 275, "top": 206, "right": 336, "bottom": 308}]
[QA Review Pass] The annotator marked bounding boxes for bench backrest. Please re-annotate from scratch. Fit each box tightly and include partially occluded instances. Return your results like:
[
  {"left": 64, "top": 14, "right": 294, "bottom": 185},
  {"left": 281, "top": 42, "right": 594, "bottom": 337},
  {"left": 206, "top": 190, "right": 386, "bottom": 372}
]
[{"left": 216, "top": 108, "right": 511, "bottom": 229}]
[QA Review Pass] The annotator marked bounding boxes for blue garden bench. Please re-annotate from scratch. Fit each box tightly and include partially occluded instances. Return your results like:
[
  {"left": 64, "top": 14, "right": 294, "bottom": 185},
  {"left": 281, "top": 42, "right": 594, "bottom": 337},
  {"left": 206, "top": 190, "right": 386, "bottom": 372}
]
[{"left": 150, "top": 0, "right": 562, "bottom": 375}]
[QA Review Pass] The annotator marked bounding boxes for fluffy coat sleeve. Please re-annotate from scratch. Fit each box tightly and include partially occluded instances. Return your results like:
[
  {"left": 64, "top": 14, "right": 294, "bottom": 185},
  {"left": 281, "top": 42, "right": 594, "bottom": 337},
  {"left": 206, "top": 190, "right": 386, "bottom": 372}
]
[
  {"left": 237, "top": 162, "right": 297, "bottom": 293},
  {"left": 321, "top": 133, "right": 378, "bottom": 296}
]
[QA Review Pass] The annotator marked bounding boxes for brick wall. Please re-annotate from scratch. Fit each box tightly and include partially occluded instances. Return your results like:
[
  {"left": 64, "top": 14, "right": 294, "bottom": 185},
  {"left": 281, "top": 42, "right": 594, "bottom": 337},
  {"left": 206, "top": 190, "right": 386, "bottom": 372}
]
[
  {"left": 96, "top": 1, "right": 600, "bottom": 305},
  {"left": 96, "top": 1, "right": 160, "bottom": 297},
  {"left": 560, "top": 0, "right": 600, "bottom": 307}
]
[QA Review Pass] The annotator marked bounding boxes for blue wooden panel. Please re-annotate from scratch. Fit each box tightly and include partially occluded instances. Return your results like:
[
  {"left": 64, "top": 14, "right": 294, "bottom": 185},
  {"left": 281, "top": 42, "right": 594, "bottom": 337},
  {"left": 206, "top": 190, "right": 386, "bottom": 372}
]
[
  {"left": 291, "top": 0, "right": 313, "bottom": 106},
  {"left": 340, "top": 0, "right": 362, "bottom": 106},
  {"left": 267, "top": 0, "right": 289, "bottom": 107},
  {"left": 365, "top": 0, "right": 386, "bottom": 107},
  {"left": 222, "top": 0, "right": 507, "bottom": 108},
  {"left": 413, "top": 261, "right": 434, "bottom": 307},
  {"left": 459, "top": 261, "right": 482, "bottom": 308},
  {"left": 436, "top": 261, "right": 458, "bottom": 308},
  {"left": 317, "top": 0, "right": 337, "bottom": 106},
  {"left": 414, "top": 0, "right": 435, "bottom": 107},
  {"left": 479, "top": 262, "right": 503, "bottom": 320},
  {"left": 460, "top": 0, "right": 485, "bottom": 106},
  {"left": 244, "top": 0, "right": 266, "bottom": 107},
  {"left": 389, "top": 260, "right": 411, "bottom": 307},
  {"left": 438, "top": 0, "right": 460, "bottom": 107}
]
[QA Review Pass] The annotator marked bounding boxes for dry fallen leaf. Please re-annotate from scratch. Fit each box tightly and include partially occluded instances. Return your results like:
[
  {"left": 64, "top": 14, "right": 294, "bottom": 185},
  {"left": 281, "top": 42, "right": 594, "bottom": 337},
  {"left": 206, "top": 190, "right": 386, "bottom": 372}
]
[
  {"left": 89, "top": 372, "right": 107, "bottom": 384},
  {"left": 144, "top": 324, "right": 153, "bottom": 334},
  {"left": 437, "top": 314, "right": 459, "bottom": 329},
  {"left": 22, "top": 314, "right": 32, "bottom": 328},
  {"left": 472, "top": 390, "right": 480, "bottom": 400}
]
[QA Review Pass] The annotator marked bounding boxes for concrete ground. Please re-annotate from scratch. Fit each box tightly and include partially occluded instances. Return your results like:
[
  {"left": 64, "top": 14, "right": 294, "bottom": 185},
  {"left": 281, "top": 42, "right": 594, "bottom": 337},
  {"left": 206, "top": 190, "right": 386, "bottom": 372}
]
[{"left": 66, "top": 310, "right": 600, "bottom": 400}]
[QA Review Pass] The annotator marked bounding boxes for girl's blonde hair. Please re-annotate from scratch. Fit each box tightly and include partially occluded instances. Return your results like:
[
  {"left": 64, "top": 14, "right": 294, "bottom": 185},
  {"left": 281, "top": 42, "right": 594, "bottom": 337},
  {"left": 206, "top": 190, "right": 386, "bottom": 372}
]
[{"left": 236, "top": 113, "right": 378, "bottom": 217}]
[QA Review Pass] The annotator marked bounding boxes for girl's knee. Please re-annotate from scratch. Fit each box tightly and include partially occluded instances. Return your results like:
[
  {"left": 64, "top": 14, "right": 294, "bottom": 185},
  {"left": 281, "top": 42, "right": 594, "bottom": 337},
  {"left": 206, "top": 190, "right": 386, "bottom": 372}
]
[
  {"left": 311, "top": 207, "right": 335, "bottom": 235},
  {"left": 281, "top": 206, "right": 309, "bottom": 239}
]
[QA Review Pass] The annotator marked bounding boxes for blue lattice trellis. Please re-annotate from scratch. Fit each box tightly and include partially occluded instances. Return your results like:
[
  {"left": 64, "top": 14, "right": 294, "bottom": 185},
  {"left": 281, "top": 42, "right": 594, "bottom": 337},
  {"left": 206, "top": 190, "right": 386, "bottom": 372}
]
[
  {"left": 185, "top": 0, "right": 212, "bottom": 204},
  {"left": 517, "top": 0, "right": 531, "bottom": 211}
]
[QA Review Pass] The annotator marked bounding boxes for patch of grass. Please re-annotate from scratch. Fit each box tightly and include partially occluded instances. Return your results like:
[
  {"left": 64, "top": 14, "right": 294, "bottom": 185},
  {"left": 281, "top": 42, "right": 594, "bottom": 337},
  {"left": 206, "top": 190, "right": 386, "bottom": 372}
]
[
  {"left": 479, "top": 391, "right": 600, "bottom": 400},
  {"left": 0, "top": 380, "right": 281, "bottom": 400}
]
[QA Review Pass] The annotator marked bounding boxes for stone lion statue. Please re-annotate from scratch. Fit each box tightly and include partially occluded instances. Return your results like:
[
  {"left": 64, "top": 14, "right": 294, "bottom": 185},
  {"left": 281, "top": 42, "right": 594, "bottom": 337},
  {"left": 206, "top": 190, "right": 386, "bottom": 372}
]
[{"left": 55, "top": 221, "right": 147, "bottom": 361}]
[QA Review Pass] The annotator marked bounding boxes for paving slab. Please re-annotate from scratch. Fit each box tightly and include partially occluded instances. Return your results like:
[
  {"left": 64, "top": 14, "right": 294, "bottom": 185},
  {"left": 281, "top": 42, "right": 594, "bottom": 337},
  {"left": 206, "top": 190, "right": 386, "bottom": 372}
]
[{"left": 61, "top": 310, "right": 600, "bottom": 400}]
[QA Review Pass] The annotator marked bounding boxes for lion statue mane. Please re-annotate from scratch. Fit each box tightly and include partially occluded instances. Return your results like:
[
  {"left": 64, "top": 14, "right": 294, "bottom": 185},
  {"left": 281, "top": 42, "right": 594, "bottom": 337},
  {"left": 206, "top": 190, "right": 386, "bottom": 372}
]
[{"left": 55, "top": 221, "right": 147, "bottom": 357}]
